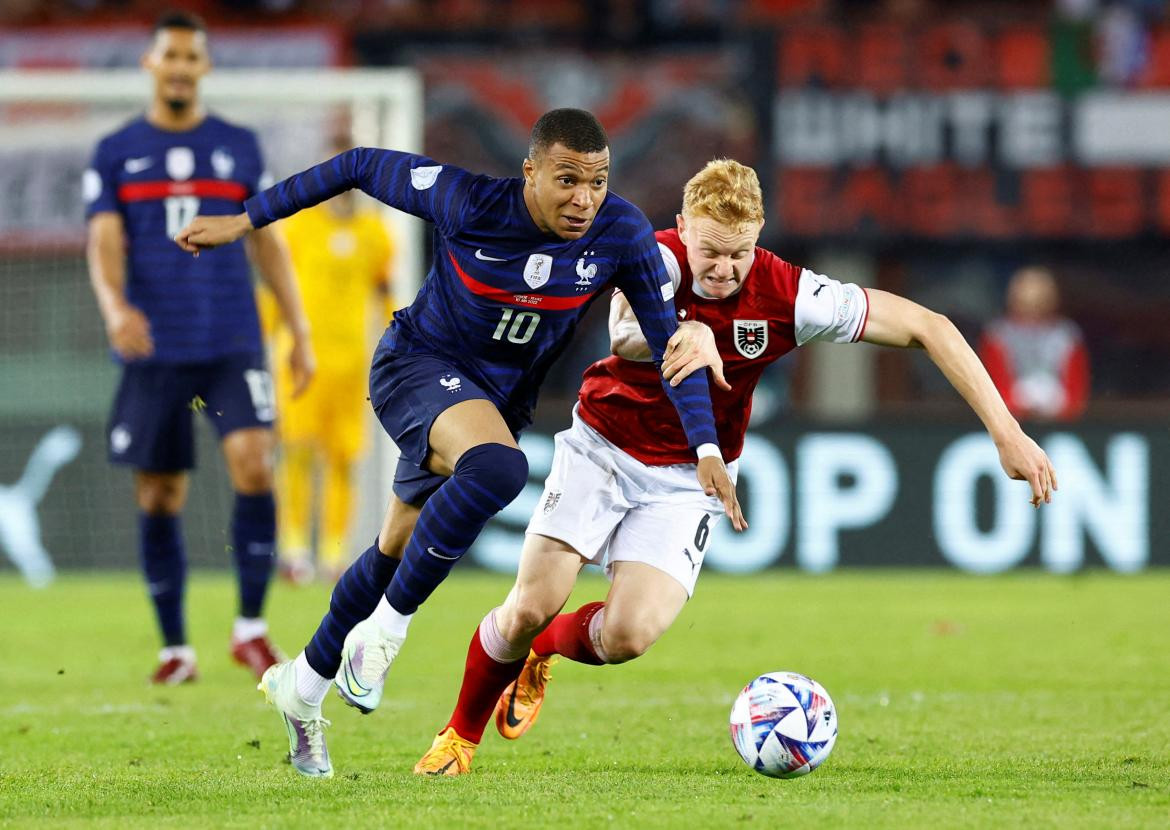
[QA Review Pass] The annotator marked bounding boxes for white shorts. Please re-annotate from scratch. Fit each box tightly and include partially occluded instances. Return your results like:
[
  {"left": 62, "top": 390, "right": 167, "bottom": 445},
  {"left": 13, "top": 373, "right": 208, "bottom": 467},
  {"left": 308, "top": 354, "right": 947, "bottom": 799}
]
[{"left": 526, "top": 407, "right": 737, "bottom": 596}]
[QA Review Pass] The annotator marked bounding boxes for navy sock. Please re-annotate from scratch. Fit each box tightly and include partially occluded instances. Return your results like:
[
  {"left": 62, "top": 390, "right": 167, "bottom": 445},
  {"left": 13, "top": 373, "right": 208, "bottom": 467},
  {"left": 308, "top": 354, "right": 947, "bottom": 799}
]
[
  {"left": 231, "top": 492, "right": 276, "bottom": 619},
  {"left": 139, "top": 512, "right": 186, "bottom": 647},
  {"left": 386, "top": 443, "right": 528, "bottom": 616},
  {"left": 304, "top": 542, "right": 401, "bottom": 677}
]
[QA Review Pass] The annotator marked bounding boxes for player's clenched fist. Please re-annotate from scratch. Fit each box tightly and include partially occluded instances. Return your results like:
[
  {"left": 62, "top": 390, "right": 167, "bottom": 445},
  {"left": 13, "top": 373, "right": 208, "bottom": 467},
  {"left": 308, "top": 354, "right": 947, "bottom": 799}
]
[{"left": 175, "top": 212, "right": 254, "bottom": 253}]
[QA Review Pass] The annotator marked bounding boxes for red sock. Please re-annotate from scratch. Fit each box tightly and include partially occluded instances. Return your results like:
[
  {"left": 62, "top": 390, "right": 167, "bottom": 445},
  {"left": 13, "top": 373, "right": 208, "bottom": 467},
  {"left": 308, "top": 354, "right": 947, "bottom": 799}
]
[
  {"left": 445, "top": 624, "right": 526, "bottom": 744},
  {"left": 531, "top": 601, "right": 606, "bottom": 665}
]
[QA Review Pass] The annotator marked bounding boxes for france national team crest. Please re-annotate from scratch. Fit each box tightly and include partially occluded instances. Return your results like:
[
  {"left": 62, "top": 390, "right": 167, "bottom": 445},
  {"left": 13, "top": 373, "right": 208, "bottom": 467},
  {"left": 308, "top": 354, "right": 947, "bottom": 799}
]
[
  {"left": 210, "top": 147, "right": 235, "bottom": 179},
  {"left": 166, "top": 147, "right": 195, "bottom": 181},
  {"left": 733, "top": 320, "right": 768, "bottom": 359},
  {"left": 523, "top": 254, "right": 553, "bottom": 290}
]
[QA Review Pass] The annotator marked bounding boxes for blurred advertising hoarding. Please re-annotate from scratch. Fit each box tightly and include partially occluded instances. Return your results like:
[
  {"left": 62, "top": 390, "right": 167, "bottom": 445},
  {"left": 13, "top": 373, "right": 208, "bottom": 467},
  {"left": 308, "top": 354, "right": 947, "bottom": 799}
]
[
  {"left": 771, "top": 20, "right": 1170, "bottom": 240},
  {"left": 478, "top": 419, "right": 1169, "bottom": 575}
]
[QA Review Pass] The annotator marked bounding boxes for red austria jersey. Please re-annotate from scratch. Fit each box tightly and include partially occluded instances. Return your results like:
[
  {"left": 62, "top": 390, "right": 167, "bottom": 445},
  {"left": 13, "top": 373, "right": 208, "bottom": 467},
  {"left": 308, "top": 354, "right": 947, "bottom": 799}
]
[{"left": 577, "top": 228, "right": 870, "bottom": 465}]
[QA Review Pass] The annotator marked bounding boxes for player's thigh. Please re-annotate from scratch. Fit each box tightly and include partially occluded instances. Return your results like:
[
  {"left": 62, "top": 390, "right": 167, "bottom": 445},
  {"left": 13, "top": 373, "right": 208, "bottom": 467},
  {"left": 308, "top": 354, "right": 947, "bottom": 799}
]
[
  {"left": 425, "top": 399, "right": 517, "bottom": 476},
  {"left": 368, "top": 349, "right": 513, "bottom": 479},
  {"left": 524, "top": 414, "right": 632, "bottom": 569},
  {"left": 108, "top": 362, "right": 197, "bottom": 474},
  {"left": 602, "top": 560, "right": 689, "bottom": 661},
  {"left": 320, "top": 366, "right": 368, "bottom": 462},
  {"left": 202, "top": 352, "right": 277, "bottom": 437},
  {"left": 497, "top": 533, "right": 587, "bottom": 641},
  {"left": 605, "top": 496, "right": 723, "bottom": 599},
  {"left": 377, "top": 493, "right": 421, "bottom": 558}
]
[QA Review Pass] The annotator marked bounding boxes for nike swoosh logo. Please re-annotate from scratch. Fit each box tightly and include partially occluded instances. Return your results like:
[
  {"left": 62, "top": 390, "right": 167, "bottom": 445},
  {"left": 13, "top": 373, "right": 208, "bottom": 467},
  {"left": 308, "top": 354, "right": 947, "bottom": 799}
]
[
  {"left": 343, "top": 657, "right": 371, "bottom": 695},
  {"left": 474, "top": 249, "right": 507, "bottom": 262},
  {"left": 432, "top": 758, "right": 456, "bottom": 775},
  {"left": 504, "top": 685, "right": 523, "bottom": 729},
  {"left": 124, "top": 157, "right": 153, "bottom": 173},
  {"left": 426, "top": 546, "right": 459, "bottom": 561}
]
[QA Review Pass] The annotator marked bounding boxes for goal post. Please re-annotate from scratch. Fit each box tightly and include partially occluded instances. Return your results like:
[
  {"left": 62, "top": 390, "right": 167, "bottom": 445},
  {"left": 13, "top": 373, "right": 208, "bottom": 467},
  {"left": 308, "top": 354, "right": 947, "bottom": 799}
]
[{"left": 0, "top": 68, "right": 422, "bottom": 574}]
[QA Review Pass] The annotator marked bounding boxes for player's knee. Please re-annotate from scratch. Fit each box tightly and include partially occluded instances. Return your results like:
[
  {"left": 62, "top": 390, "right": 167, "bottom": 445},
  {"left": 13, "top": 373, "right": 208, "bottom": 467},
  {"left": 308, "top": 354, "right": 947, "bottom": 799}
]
[
  {"left": 502, "top": 598, "right": 557, "bottom": 641},
  {"left": 454, "top": 443, "right": 528, "bottom": 506},
  {"left": 601, "top": 622, "right": 657, "bottom": 664},
  {"left": 136, "top": 475, "right": 185, "bottom": 514},
  {"left": 231, "top": 453, "right": 274, "bottom": 493}
]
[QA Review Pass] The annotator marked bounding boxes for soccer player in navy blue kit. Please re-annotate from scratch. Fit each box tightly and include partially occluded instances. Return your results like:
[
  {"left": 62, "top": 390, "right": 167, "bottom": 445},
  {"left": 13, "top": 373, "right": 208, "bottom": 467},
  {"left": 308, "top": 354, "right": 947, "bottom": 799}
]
[
  {"left": 85, "top": 13, "right": 315, "bottom": 685},
  {"left": 178, "top": 108, "right": 743, "bottom": 777}
]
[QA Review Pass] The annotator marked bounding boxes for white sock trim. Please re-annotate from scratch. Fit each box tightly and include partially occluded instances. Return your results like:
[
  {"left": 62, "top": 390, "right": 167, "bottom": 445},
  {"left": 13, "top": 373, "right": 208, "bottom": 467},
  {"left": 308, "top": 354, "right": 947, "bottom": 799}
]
[
  {"left": 587, "top": 607, "right": 610, "bottom": 664},
  {"left": 232, "top": 617, "right": 268, "bottom": 642},
  {"left": 371, "top": 595, "right": 413, "bottom": 639},
  {"left": 294, "top": 652, "right": 331, "bottom": 706},
  {"left": 478, "top": 607, "right": 528, "bottom": 663},
  {"left": 160, "top": 645, "right": 196, "bottom": 663}
]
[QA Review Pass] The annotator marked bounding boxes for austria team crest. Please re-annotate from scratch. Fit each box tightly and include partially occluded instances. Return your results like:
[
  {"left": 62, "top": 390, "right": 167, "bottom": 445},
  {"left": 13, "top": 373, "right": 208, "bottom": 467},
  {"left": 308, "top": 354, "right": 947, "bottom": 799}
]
[{"left": 733, "top": 320, "right": 768, "bottom": 359}]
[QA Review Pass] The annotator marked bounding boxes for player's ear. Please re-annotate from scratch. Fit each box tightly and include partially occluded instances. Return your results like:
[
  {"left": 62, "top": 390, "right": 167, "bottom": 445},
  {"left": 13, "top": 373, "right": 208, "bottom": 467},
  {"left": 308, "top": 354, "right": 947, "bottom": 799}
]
[
  {"left": 676, "top": 213, "right": 686, "bottom": 237},
  {"left": 522, "top": 156, "right": 535, "bottom": 186}
]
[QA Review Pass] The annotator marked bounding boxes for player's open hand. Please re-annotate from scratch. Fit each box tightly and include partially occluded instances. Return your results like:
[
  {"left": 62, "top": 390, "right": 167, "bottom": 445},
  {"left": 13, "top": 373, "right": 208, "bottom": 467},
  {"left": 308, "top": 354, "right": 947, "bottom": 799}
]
[
  {"left": 174, "top": 212, "right": 254, "bottom": 255},
  {"left": 106, "top": 302, "right": 154, "bottom": 360},
  {"left": 997, "top": 428, "right": 1058, "bottom": 507},
  {"left": 288, "top": 335, "right": 316, "bottom": 399},
  {"left": 697, "top": 455, "right": 747, "bottom": 531},
  {"left": 663, "top": 321, "right": 731, "bottom": 391}
]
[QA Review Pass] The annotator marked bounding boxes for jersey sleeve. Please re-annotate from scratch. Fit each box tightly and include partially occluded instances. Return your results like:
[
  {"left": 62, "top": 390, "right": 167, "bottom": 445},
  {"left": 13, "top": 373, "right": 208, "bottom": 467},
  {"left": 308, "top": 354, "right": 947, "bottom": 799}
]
[
  {"left": 793, "top": 268, "right": 870, "bottom": 346},
  {"left": 244, "top": 148, "right": 477, "bottom": 237},
  {"left": 83, "top": 136, "right": 120, "bottom": 218},
  {"left": 613, "top": 217, "right": 718, "bottom": 450}
]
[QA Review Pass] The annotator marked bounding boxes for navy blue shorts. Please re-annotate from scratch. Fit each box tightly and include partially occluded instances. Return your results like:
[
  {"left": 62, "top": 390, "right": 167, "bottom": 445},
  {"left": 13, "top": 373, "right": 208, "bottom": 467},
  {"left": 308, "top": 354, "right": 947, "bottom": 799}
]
[
  {"left": 369, "top": 347, "right": 519, "bottom": 506},
  {"left": 107, "top": 352, "right": 274, "bottom": 472}
]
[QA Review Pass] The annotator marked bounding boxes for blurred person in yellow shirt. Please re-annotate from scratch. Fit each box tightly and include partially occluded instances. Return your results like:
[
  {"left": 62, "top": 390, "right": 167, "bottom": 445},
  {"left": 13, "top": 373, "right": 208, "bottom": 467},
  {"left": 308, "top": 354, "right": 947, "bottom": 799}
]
[{"left": 259, "top": 137, "right": 394, "bottom": 583}]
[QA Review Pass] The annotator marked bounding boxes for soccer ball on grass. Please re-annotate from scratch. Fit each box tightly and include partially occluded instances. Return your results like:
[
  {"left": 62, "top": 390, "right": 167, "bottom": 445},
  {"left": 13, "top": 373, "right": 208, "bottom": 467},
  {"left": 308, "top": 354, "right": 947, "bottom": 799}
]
[{"left": 729, "top": 671, "right": 837, "bottom": 778}]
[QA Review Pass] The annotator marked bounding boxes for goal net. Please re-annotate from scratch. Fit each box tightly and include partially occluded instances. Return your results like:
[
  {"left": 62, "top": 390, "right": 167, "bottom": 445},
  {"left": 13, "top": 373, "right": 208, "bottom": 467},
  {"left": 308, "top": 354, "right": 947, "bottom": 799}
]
[{"left": 0, "top": 69, "right": 423, "bottom": 579}]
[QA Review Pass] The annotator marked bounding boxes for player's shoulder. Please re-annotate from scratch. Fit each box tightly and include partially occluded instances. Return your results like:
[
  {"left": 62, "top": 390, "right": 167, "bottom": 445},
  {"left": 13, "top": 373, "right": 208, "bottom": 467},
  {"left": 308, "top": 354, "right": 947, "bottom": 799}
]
[
  {"left": 593, "top": 191, "right": 654, "bottom": 247},
  {"left": 751, "top": 245, "right": 803, "bottom": 289},
  {"left": 202, "top": 113, "right": 261, "bottom": 146},
  {"left": 93, "top": 115, "right": 150, "bottom": 153}
]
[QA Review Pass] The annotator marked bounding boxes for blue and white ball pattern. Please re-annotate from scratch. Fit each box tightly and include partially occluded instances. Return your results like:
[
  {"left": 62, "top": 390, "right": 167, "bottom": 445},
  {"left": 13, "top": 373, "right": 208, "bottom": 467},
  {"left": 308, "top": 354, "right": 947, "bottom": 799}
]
[{"left": 729, "top": 671, "right": 837, "bottom": 778}]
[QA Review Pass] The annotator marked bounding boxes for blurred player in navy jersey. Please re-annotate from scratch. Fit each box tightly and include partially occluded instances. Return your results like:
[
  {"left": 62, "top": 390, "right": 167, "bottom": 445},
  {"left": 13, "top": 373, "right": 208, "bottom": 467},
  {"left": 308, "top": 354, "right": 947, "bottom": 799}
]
[
  {"left": 413, "top": 159, "right": 1059, "bottom": 775},
  {"left": 85, "top": 12, "right": 315, "bottom": 685},
  {"left": 177, "top": 108, "right": 742, "bottom": 777}
]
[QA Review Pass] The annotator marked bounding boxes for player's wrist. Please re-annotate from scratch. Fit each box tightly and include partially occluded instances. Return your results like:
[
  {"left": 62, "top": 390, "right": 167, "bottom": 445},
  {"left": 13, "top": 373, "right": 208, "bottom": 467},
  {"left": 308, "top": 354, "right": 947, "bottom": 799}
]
[{"left": 695, "top": 442, "right": 722, "bottom": 461}]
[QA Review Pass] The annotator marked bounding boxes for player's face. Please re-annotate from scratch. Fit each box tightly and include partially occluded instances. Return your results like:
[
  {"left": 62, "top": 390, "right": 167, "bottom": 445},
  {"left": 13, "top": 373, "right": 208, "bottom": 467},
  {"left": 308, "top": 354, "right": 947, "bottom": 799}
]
[
  {"left": 523, "top": 144, "right": 610, "bottom": 240},
  {"left": 142, "top": 28, "right": 210, "bottom": 110},
  {"left": 678, "top": 214, "right": 762, "bottom": 299}
]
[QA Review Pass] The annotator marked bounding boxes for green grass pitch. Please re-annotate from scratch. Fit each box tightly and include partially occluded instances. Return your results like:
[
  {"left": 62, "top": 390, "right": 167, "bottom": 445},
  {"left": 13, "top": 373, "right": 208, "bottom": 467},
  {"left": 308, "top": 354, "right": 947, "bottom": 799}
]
[{"left": 1, "top": 570, "right": 1168, "bottom": 829}]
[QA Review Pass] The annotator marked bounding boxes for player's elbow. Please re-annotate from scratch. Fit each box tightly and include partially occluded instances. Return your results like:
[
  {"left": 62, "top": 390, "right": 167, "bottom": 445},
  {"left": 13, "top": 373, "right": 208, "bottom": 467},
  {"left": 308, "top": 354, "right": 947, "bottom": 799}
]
[{"left": 914, "top": 308, "right": 957, "bottom": 351}]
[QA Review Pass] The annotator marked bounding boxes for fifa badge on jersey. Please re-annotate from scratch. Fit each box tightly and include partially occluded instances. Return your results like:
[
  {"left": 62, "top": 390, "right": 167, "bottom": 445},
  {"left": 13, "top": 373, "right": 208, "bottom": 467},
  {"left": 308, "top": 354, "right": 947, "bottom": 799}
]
[
  {"left": 211, "top": 147, "right": 235, "bottom": 179},
  {"left": 733, "top": 320, "right": 768, "bottom": 359},
  {"left": 166, "top": 147, "right": 195, "bottom": 181},
  {"left": 542, "top": 491, "right": 562, "bottom": 514},
  {"left": 524, "top": 254, "right": 553, "bottom": 290}
]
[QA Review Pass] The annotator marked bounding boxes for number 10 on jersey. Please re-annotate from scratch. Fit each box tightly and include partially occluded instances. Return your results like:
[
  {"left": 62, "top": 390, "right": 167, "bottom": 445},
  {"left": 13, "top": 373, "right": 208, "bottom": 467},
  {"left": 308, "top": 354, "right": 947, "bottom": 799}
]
[{"left": 492, "top": 308, "right": 541, "bottom": 344}]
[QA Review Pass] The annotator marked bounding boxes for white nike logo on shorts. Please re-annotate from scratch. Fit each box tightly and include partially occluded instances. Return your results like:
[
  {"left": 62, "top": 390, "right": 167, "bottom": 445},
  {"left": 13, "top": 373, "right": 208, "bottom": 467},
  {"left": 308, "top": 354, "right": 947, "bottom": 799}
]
[{"left": 474, "top": 249, "right": 507, "bottom": 262}]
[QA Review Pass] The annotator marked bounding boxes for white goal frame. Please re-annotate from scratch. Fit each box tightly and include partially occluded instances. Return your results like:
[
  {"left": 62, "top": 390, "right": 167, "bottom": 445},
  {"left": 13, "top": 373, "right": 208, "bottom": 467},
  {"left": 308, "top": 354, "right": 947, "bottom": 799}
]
[{"left": 0, "top": 69, "right": 424, "bottom": 547}]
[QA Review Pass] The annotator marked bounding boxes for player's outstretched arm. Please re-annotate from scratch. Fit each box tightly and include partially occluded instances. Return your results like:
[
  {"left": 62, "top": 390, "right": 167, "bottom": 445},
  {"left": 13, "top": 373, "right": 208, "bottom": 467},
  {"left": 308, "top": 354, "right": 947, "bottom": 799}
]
[
  {"left": 246, "top": 226, "right": 315, "bottom": 397},
  {"left": 862, "top": 289, "right": 1058, "bottom": 507},
  {"left": 87, "top": 212, "right": 154, "bottom": 359}
]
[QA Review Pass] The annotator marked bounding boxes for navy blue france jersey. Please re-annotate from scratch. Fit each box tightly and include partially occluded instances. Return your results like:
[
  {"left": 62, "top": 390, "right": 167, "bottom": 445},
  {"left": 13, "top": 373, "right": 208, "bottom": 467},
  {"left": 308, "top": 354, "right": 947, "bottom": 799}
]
[
  {"left": 244, "top": 148, "right": 718, "bottom": 448},
  {"left": 245, "top": 148, "right": 716, "bottom": 447},
  {"left": 85, "top": 115, "right": 269, "bottom": 364}
]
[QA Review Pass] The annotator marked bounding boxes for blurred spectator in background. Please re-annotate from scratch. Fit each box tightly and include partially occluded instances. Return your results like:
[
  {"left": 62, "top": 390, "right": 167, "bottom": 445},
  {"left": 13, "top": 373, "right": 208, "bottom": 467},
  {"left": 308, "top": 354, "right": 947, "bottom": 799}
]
[
  {"left": 259, "top": 136, "right": 395, "bottom": 584},
  {"left": 979, "top": 266, "right": 1090, "bottom": 422}
]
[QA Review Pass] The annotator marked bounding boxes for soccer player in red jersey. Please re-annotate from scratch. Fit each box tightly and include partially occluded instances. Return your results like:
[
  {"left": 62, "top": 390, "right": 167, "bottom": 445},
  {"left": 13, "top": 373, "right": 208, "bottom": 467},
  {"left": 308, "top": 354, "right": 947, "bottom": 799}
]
[
  {"left": 414, "top": 159, "right": 1057, "bottom": 774},
  {"left": 85, "top": 13, "right": 314, "bottom": 685}
]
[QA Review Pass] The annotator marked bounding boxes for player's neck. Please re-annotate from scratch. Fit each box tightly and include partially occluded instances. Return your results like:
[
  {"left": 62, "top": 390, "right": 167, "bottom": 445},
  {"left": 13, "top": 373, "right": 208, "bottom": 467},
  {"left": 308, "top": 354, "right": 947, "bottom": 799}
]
[{"left": 147, "top": 100, "right": 206, "bottom": 132}]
